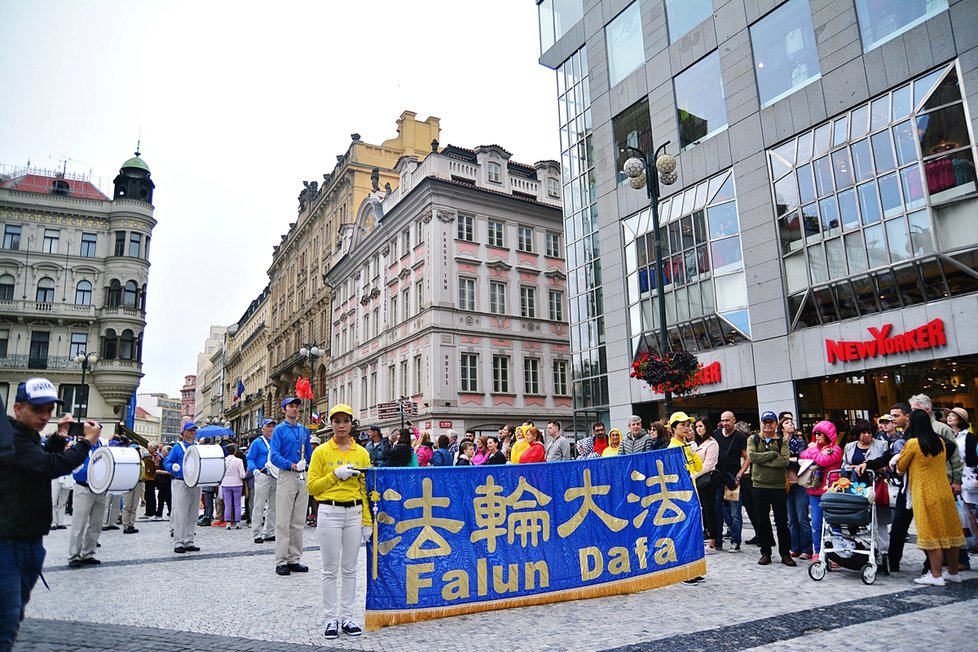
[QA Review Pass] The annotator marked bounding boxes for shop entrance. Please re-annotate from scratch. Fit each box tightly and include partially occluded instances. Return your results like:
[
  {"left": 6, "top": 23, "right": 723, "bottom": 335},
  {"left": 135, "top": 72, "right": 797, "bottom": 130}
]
[{"left": 633, "top": 387, "right": 759, "bottom": 432}]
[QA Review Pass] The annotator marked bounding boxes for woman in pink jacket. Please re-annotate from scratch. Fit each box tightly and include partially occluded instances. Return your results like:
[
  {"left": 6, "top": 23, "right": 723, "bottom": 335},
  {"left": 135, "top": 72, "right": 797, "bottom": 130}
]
[{"left": 799, "top": 421, "right": 843, "bottom": 559}]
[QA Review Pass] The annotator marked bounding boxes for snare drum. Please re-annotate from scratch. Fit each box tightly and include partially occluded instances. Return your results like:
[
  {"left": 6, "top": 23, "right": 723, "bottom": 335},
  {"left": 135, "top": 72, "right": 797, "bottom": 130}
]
[
  {"left": 183, "top": 444, "right": 226, "bottom": 487},
  {"left": 88, "top": 447, "right": 141, "bottom": 495}
]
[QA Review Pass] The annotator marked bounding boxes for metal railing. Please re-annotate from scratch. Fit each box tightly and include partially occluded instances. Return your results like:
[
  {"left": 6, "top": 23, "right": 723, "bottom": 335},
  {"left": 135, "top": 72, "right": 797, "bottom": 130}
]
[{"left": 0, "top": 355, "right": 79, "bottom": 370}]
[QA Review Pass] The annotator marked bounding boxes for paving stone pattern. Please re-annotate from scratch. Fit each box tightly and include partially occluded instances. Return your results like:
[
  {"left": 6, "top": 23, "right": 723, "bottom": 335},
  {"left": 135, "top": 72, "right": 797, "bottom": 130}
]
[{"left": 18, "top": 516, "right": 976, "bottom": 651}]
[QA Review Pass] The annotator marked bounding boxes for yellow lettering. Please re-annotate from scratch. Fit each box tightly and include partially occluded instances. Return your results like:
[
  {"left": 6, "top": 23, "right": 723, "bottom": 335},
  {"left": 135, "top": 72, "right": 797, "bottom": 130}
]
[
  {"left": 406, "top": 563, "right": 434, "bottom": 605},
  {"left": 492, "top": 563, "right": 520, "bottom": 594},
  {"left": 653, "top": 538, "right": 677, "bottom": 565},
  {"left": 477, "top": 557, "right": 488, "bottom": 596},
  {"left": 634, "top": 536, "right": 649, "bottom": 569},
  {"left": 579, "top": 546, "right": 603, "bottom": 581},
  {"left": 523, "top": 560, "right": 549, "bottom": 590},
  {"left": 607, "top": 546, "right": 631, "bottom": 575},
  {"left": 441, "top": 569, "right": 469, "bottom": 601}
]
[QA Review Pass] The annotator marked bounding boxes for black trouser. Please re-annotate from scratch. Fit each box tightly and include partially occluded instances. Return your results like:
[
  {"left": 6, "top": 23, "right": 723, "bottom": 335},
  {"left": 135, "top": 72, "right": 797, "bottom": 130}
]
[
  {"left": 697, "top": 472, "right": 719, "bottom": 543},
  {"left": 752, "top": 486, "right": 791, "bottom": 558},
  {"left": 888, "top": 493, "right": 913, "bottom": 569},
  {"left": 155, "top": 477, "right": 172, "bottom": 517},
  {"left": 741, "top": 475, "right": 764, "bottom": 535},
  {"left": 143, "top": 480, "right": 157, "bottom": 517}
]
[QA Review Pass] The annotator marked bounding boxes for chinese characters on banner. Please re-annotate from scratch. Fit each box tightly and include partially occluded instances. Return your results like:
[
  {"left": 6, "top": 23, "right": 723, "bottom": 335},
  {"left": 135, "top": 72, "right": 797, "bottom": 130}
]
[{"left": 364, "top": 447, "right": 705, "bottom": 629}]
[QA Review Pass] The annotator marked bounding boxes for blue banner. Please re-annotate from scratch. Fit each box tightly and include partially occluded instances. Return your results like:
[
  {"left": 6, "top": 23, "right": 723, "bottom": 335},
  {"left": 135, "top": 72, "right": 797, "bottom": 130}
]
[{"left": 364, "top": 447, "right": 705, "bottom": 629}]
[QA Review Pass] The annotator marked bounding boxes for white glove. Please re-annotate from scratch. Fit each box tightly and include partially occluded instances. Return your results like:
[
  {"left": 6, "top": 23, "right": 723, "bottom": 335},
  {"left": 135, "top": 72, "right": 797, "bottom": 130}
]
[
  {"left": 334, "top": 464, "right": 360, "bottom": 481},
  {"left": 295, "top": 459, "right": 307, "bottom": 472},
  {"left": 362, "top": 526, "right": 372, "bottom": 545},
  {"left": 172, "top": 463, "right": 181, "bottom": 472}
]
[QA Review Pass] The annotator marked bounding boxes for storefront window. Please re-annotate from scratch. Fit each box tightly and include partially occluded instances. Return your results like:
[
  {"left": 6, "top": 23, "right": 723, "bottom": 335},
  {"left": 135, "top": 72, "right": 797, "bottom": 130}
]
[
  {"left": 750, "top": 0, "right": 821, "bottom": 107},
  {"left": 665, "top": 0, "right": 712, "bottom": 43},
  {"left": 675, "top": 52, "right": 727, "bottom": 148},
  {"left": 606, "top": 2, "right": 644, "bottom": 87},
  {"left": 854, "top": 0, "right": 948, "bottom": 53}
]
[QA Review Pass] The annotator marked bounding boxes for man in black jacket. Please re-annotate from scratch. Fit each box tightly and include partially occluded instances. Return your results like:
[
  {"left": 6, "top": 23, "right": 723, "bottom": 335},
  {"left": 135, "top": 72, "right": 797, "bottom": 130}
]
[{"left": 0, "top": 378, "right": 101, "bottom": 651}]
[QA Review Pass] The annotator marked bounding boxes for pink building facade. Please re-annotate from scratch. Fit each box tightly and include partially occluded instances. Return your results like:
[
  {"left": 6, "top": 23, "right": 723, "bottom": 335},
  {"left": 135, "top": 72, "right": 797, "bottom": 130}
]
[
  {"left": 180, "top": 374, "right": 196, "bottom": 418},
  {"left": 325, "top": 144, "right": 571, "bottom": 438}
]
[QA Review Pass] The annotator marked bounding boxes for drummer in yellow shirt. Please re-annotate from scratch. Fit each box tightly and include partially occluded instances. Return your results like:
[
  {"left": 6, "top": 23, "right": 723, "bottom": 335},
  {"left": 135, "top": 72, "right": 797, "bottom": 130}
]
[{"left": 307, "top": 404, "right": 371, "bottom": 639}]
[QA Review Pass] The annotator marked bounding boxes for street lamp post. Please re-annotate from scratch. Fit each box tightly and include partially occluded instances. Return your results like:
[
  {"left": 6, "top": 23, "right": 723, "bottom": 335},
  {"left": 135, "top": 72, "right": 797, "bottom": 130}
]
[
  {"left": 298, "top": 343, "right": 323, "bottom": 424},
  {"left": 73, "top": 351, "right": 98, "bottom": 418},
  {"left": 622, "top": 142, "right": 679, "bottom": 417}
]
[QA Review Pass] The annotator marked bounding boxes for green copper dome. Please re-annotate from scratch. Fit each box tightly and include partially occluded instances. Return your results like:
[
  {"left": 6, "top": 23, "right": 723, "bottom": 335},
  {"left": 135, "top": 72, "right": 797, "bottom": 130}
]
[{"left": 121, "top": 155, "right": 150, "bottom": 173}]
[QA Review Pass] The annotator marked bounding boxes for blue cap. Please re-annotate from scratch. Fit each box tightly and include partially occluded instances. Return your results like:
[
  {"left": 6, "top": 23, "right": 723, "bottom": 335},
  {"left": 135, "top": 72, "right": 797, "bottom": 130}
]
[
  {"left": 281, "top": 397, "right": 302, "bottom": 409},
  {"left": 261, "top": 418, "right": 276, "bottom": 427},
  {"left": 760, "top": 411, "right": 778, "bottom": 422},
  {"left": 15, "top": 378, "right": 64, "bottom": 406},
  {"left": 182, "top": 422, "right": 199, "bottom": 432}
]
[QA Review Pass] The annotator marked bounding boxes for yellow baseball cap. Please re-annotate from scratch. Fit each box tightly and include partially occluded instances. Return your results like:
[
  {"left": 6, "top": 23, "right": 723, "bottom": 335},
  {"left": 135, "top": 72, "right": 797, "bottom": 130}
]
[
  {"left": 668, "top": 411, "right": 695, "bottom": 427},
  {"left": 328, "top": 403, "right": 354, "bottom": 420}
]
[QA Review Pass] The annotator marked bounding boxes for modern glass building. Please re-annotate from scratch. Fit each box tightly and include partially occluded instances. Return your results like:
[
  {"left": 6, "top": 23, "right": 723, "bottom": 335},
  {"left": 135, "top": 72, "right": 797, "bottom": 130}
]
[{"left": 536, "top": 0, "right": 978, "bottom": 434}]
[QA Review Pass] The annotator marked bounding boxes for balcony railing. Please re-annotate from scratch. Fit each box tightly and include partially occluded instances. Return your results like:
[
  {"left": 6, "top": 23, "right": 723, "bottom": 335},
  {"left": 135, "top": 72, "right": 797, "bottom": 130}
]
[
  {"left": 0, "top": 299, "right": 97, "bottom": 319},
  {"left": 0, "top": 355, "right": 80, "bottom": 371},
  {"left": 100, "top": 306, "right": 144, "bottom": 319}
]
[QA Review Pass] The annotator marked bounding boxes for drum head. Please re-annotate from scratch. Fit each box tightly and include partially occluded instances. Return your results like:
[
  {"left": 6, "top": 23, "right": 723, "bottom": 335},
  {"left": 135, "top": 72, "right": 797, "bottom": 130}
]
[
  {"left": 87, "top": 447, "right": 114, "bottom": 494},
  {"left": 184, "top": 446, "right": 202, "bottom": 487}
]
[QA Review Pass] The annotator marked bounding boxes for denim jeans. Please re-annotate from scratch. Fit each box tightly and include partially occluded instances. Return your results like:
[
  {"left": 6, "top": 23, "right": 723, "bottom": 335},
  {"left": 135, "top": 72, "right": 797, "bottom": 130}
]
[
  {"left": 787, "top": 484, "right": 813, "bottom": 554},
  {"left": 715, "top": 486, "right": 742, "bottom": 546},
  {"left": 0, "top": 538, "right": 45, "bottom": 652},
  {"left": 809, "top": 494, "right": 824, "bottom": 554}
]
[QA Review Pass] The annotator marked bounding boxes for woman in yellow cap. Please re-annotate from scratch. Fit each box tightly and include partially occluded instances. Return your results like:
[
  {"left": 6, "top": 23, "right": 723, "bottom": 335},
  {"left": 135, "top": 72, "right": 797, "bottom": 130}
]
[
  {"left": 602, "top": 429, "right": 622, "bottom": 457},
  {"left": 667, "top": 412, "right": 703, "bottom": 477},
  {"left": 307, "top": 404, "right": 371, "bottom": 639}
]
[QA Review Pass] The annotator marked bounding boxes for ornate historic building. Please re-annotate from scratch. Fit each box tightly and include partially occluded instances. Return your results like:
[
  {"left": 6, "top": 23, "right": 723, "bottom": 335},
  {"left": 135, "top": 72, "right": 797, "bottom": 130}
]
[
  {"left": 224, "top": 285, "right": 269, "bottom": 437},
  {"left": 265, "top": 111, "right": 441, "bottom": 416},
  {"left": 180, "top": 373, "right": 196, "bottom": 418},
  {"left": 0, "top": 152, "right": 156, "bottom": 432}
]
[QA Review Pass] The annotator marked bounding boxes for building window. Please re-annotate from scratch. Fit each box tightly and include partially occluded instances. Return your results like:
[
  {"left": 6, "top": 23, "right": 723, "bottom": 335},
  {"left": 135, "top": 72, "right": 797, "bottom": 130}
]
[
  {"left": 361, "top": 376, "right": 368, "bottom": 408},
  {"left": 488, "top": 220, "right": 505, "bottom": 248},
  {"left": 553, "top": 360, "right": 568, "bottom": 395},
  {"left": 75, "top": 280, "right": 92, "bottom": 305},
  {"left": 123, "top": 281, "right": 138, "bottom": 308},
  {"left": 606, "top": 1, "right": 644, "bottom": 87},
  {"left": 0, "top": 274, "right": 14, "bottom": 301},
  {"left": 107, "top": 280, "right": 122, "bottom": 307},
  {"left": 388, "top": 365, "right": 396, "bottom": 401},
  {"left": 855, "top": 0, "right": 948, "bottom": 52},
  {"left": 144, "top": 235, "right": 151, "bottom": 260},
  {"left": 0, "top": 329, "right": 8, "bottom": 357},
  {"left": 489, "top": 281, "right": 507, "bottom": 315},
  {"left": 538, "top": 0, "right": 584, "bottom": 53},
  {"left": 390, "top": 296, "right": 398, "bottom": 324},
  {"left": 69, "top": 333, "right": 87, "bottom": 358},
  {"left": 520, "top": 286, "right": 536, "bottom": 318},
  {"left": 547, "top": 177, "right": 560, "bottom": 198},
  {"left": 400, "top": 361, "right": 409, "bottom": 396},
  {"left": 460, "top": 353, "right": 478, "bottom": 392},
  {"left": 492, "top": 355, "right": 510, "bottom": 393},
  {"left": 35, "top": 277, "right": 55, "bottom": 303},
  {"left": 414, "top": 354, "right": 422, "bottom": 395},
  {"left": 751, "top": 0, "right": 821, "bottom": 107},
  {"left": 59, "top": 384, "right": 88, "bottom": 418},
  {"left": 546, "top": 231, "right": 562, "bottom": 257},
  {"left": 401, "top": 229, "right": 411, "bottom": 255},
  {"left": 523, "top": 358, "right": 540, "bottom": 394},
  {"left": 549, "top": 290, "right": 564, "bottom": 321},
  {"left": 114, "top": 232, "right": 126, "bottom": 256},
  {"left": 3, "top": 225, "right": 21, "bottom": 250},
  {"left": 457, "top": 214, "right": 474, "bottom": 241},
  {"left": 518, "top": 225, "right": 535, "bottom": 252},
  {"left": 129, "top": 233, "right": 142, "bottom": 258},
  {"left": 415, "top": 280, "right": 424, "bottom": 311},
  {"left": 372, "top": 308, "right": 379, "bottom": 337},
  {"left": 42, "top": 228, "right": 59, "bottom": 254},
  {"left": 80, "top": 232, "right": 97, "bottom": 257},
  {"left": 363, "top": 312, "right": 370, "bottom": 341},
  {"left": 401, "top": 287, "right": 410, "bottom": 321},
  {"left": 120, "top": 330, "right": 135, "bottom": 360},
  {"left": 28, "top": 331, "right": 49, "bottom": 369},
  {"left": 488, "top": 161, "right": 502, "bottom": 183},
  {"left": 665, "top": 0, "right": 712, "bottom": 43},
  {"left": 675, "top": 51, "right": 728, "bottom": 148},
  {"left": 458, "top": 277, "right": 476, "bottom": 311},
  {"left": 614, "top": 99, "right": 653, "bottom": 185}
]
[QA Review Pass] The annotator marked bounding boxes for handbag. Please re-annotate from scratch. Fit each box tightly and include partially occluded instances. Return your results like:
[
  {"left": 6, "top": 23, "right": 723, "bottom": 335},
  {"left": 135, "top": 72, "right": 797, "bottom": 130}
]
[
  {"left": 874, "top": 478, "right": 890, "bottom": 506},
  {"left": 723, "top": 484, "right": 740, "bottom": 502},
  {"left": 959, "top": 500, "right": 978, "bottom": 550},
  {"left": 695, "top": 470, "right": 714, "bottom": 490},
  {"left": 797, "top": 464, "right": 823, "bottom": 490}
]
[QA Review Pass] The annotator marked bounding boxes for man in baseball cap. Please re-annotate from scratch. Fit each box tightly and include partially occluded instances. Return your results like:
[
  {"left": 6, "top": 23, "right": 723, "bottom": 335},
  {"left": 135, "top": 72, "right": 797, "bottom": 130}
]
[
  {"left": 246, "top": 418, "right": 278, "bottom": 544},
  {"left": 270, "top": 396, "right": 312, "bottom": 576},
  {"left": 748, "top": 409, "right": 794, "bottom": 568},
  {"left": 163, "top": 422, "right": 201, "bottom": 554}
]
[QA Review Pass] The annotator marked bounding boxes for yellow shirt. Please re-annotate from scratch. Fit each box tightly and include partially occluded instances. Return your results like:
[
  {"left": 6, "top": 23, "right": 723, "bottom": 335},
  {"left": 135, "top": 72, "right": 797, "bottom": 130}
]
[
  {"left": 668, "top": 437, "right": 703, "bottom": 476},
  {"left": 307, "top": 438, "right": 372, "bottom": 525},
  {"left": 601, "top": 446, "right": 619, "bottom": 457},
  {"left": 510, "top": 439, "right": 529, "bottom": 464}
]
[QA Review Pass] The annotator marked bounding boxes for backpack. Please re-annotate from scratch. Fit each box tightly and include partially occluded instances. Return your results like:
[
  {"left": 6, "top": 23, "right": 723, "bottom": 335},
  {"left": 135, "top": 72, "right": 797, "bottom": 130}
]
[{"left": 0, "top": 404, "right": 14, "bottom": 461}]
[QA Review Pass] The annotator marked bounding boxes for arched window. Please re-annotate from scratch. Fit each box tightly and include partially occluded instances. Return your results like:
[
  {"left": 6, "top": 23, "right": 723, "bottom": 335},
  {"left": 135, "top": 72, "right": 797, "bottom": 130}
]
[
  {"left": 35, "top": 277, "right": 55, "bottom": 303},
  {"left": 102, "top": 329, "right": 118, "bottom": 359},
  {"left": 75, "top": 280, "right": 92, "bottom": 305},
  {"left": 0, "top": 274, "right": 14, "bottom": 301},
  {"left": 136, "top": 331, "right": 144, "bottom": 362},
  {"left": 120, "top": 329, "right": 134, "bottom": 360},
  {"left": 107, "top": 280, "right": 121, "bottom": 307},
  {"left": 141, "top": 284, "right": 147, "bottom": 311},
  {"left": 123, "top": 281, "right": 137, "bottom": 308}
]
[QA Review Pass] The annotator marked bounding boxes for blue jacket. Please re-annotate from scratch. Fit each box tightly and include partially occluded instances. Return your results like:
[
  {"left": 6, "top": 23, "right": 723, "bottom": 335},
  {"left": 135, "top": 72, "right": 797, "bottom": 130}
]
[
  {"left": 269, "top": 421, "right": 311, "bottom": 470},
  {"left": 430, "top": 448, "right": 453, "bottom": 467},
  {"left": 72, "top": 439, "right": 104, "bottom": 484},
  {"left": 163, "top": 441, "right": 193, "bottom": 480},
  {"left": 246, "top": 436, "right": 273, "bottom": 474}
]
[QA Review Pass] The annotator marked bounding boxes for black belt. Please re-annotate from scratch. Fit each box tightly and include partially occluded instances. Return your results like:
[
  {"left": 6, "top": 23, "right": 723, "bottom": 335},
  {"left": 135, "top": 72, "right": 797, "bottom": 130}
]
[
  {"left": 76, "top": 481, "right": 89, "bottom": 488},
  {"left": 321, "top": 499, "right": 362, "bottom": 508}
]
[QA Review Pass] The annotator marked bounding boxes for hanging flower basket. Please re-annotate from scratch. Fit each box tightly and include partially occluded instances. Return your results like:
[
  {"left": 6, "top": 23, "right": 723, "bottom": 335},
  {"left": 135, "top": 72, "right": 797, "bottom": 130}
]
[{"left": 630, "top": 350, "right": 703, "bottom": 397}]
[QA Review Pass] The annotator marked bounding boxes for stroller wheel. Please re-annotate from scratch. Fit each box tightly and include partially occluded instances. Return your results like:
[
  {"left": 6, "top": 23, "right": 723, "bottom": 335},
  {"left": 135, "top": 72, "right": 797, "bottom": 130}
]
[
  {"left": 808, "top": 561, "right": 826, "bottom": 581},
  {"left": 861, "top": 563, "right": 877, "bottom": 585}
]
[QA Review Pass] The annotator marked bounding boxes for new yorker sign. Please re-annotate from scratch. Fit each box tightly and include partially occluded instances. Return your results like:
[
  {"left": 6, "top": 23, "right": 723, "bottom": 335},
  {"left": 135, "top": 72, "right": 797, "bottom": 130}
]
[{"left": 825, "top": 318, "right": 947, "bottom": 364}]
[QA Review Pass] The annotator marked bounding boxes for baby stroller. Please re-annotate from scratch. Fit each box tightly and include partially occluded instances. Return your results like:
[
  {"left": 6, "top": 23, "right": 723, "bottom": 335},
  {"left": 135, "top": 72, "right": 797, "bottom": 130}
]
[{"left": 808, "top": 469, "right": 880, "bottom": 585}]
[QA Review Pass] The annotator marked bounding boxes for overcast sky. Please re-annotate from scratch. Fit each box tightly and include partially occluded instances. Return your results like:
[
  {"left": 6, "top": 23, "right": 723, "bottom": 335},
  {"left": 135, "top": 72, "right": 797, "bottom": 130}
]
[{"left": 0, "top": 0, "right": 559, "bottom": 397}]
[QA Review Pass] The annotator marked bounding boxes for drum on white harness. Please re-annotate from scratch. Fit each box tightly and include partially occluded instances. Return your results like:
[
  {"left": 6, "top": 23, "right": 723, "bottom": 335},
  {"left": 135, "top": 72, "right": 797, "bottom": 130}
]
[
  {"left": 87, "top": 447, "right": 141, "bottom": 495},
  {"left": 183, "top": 444, "right": 226, "bottom": 487}
]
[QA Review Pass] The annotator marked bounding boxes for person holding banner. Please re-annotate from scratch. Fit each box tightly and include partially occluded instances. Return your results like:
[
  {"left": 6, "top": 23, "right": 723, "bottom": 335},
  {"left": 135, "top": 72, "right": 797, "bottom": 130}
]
[
  {"left": 270, "top": 397, "right": 312, "bottom": 576},
  {"left": 307, "top": 403, "right": 371, "bottom": 640}
]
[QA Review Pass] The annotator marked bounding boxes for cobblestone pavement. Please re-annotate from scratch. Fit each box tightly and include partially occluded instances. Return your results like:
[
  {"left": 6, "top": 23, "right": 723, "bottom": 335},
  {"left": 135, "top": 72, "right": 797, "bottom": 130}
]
[{"left": 17, "top": 515, "right": 976, "bottom": 651}]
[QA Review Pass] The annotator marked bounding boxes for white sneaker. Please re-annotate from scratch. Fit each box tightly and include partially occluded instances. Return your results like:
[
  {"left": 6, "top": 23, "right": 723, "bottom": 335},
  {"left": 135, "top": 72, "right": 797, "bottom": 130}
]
[
  {"left": 942, "top": 570, "right": 963, "bottom": 583},
  {"left": 914, "top": 573, "right": 946, "bottom": 586},
  {"left": 704, "top": 546, "right": 717, "bottom": 555}
]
